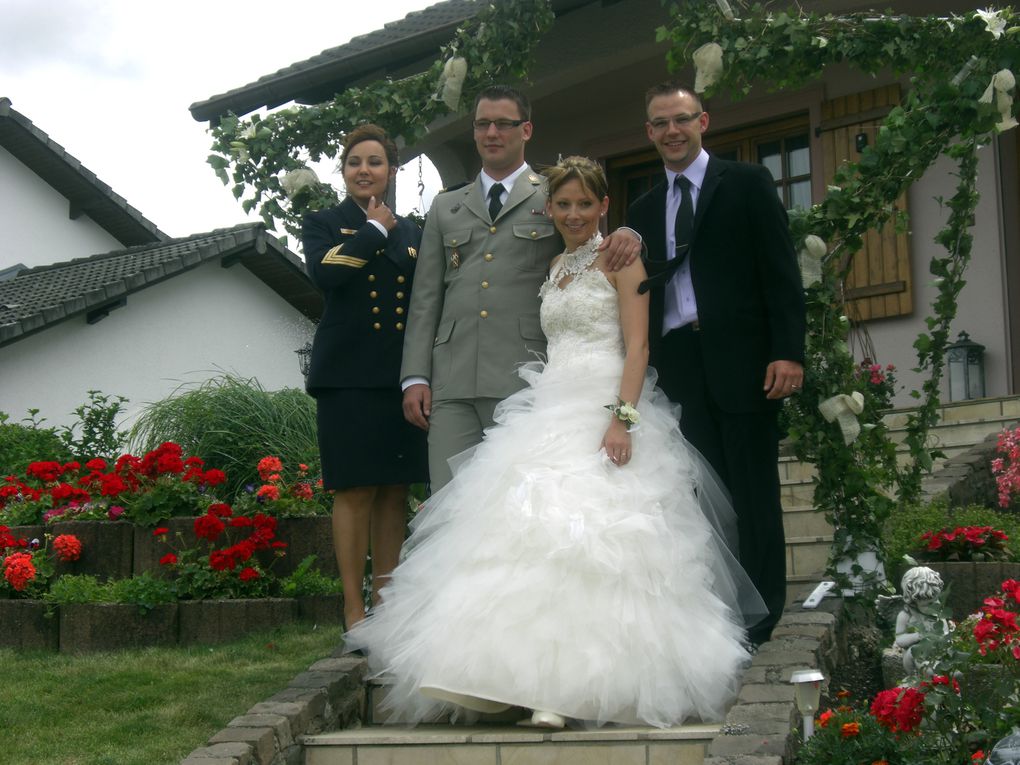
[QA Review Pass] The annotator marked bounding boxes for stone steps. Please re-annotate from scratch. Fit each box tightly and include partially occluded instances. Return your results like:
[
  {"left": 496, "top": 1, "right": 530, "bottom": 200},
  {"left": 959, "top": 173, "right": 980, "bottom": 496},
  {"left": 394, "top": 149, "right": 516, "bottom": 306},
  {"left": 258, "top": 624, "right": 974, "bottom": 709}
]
[
  {"left": 777, "top": 394, "right": 1020, "bottom": 582},
  {"left": 303, "top": 722, "right": 717, "bottom": 765}
]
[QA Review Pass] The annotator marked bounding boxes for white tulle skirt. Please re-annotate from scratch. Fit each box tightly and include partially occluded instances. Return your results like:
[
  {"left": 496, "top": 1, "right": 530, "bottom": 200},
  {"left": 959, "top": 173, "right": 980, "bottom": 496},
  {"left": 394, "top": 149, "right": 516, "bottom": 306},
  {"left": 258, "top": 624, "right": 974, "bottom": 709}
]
[{"left": 345, "top": 353, "right": 766, "bottom": 728}]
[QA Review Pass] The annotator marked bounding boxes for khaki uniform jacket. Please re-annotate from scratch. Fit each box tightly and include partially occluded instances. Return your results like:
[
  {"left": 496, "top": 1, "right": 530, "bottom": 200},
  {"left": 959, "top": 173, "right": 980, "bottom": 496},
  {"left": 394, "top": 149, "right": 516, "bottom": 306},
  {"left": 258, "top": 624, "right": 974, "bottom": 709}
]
[{"left": 401, "top": 167, "right": 563, "bottom": 401}]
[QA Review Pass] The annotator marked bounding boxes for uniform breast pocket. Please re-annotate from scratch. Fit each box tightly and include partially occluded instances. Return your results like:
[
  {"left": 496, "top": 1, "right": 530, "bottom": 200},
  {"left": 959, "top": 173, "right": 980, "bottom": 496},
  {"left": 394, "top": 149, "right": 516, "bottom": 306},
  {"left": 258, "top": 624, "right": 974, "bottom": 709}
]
[
  {"left": 443, "top": 229, "right": 472, "bottom": 283},
  {"left": 511, "top": 223, "right": 558, "bottom": 271}
]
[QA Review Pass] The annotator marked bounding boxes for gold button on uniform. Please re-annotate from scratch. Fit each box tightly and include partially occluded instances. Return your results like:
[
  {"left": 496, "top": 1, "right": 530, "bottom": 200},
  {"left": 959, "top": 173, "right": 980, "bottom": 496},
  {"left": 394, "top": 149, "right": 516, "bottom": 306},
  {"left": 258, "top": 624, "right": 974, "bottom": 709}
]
[
  {"left": 396, "top": 322, "right": 404, "bottom": 331},
  {"left": 373, "top": 322, "right": 381, "bottom": 330},
  {"left": 489, "top": 226, "right": 497, "bottom": 233},
  {"left": 372, "top": 307, "right": 380, "bottom": 314},
  {"left": 396, "top": 307, "right": 404, "bottom": 315},
  {"left": 480, "top": 310, "right": 489, "bottom": 318},
  {"left": 530, "top": 231, "right": 537, "bottom": 238},
  {"left": 397, "top": 275, "right": 406, "bottom": 284},
  {"left": 369, "top": 290, "right": 378, "bottom": 298},
  {"left": 396, "top": 291, "right": 405, "bottom": 299},
  {"left": 484, "top": 253, "right": 494, "bottom": 261},
  {"left": 368, "top": 274, "right": 376, "bottom": 282},
  {"left": 481, "top": 281, "right": 489, "bottom": 289}
]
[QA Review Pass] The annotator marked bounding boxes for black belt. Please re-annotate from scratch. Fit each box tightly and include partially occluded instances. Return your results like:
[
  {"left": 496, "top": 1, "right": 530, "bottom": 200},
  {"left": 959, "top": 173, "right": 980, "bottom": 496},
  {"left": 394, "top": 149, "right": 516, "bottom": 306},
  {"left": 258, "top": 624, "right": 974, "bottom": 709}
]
[{"left": 666, "top": 321, "right": 700, "bottom": 336}]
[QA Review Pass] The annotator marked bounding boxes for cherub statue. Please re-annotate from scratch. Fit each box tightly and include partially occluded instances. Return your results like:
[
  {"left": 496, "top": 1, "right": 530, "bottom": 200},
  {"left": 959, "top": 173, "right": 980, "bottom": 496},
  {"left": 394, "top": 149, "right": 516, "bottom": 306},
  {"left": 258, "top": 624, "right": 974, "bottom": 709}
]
[{"left": 894, "top": 566, "right": 951, "bottom": 676}]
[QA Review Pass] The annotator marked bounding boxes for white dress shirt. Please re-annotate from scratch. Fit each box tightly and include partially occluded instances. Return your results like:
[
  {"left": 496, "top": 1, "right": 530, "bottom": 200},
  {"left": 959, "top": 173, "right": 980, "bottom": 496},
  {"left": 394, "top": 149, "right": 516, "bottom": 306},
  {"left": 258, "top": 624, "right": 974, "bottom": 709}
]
[{"left": 662, "top": 149, "right": 709, "bottom": 335}]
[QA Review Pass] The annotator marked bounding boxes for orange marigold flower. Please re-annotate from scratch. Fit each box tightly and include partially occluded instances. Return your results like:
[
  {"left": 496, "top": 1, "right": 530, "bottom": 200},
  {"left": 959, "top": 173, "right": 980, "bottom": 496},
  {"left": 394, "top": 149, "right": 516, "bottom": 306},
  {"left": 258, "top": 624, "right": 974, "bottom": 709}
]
[
  {"left": 836, "top": 689, "right": 851, "bottom": 699},
  {"left": 840, "top": 722, "right": 861, "bottom": 738}
]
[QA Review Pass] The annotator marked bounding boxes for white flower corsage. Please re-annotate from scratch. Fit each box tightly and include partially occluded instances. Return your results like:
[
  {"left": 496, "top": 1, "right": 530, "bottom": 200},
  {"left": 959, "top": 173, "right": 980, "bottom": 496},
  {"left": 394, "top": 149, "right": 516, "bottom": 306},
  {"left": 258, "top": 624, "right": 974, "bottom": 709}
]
[{"left": 605, "top": 400, "right": 640, "bottom": 431}]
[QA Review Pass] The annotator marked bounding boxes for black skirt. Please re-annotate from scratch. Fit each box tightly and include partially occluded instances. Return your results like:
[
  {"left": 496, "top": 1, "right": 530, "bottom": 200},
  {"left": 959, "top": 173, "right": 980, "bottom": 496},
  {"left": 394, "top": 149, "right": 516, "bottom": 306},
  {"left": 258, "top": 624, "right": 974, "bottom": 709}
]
[{"left": 316, "top": 388, "right": 429, "bottom": 491}]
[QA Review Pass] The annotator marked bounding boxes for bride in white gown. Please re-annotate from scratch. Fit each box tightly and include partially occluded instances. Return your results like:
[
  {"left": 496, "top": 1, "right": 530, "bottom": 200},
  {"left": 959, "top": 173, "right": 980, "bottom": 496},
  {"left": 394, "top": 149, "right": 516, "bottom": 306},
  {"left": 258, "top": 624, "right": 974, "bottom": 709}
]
[{"left": 344, "top": 156, "right": 765, "bottom": 729}]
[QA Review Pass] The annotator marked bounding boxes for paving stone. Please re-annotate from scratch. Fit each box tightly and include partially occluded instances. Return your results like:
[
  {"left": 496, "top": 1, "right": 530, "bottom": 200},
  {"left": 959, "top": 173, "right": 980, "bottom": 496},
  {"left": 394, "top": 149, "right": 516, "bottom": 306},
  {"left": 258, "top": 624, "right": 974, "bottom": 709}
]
[
  {"left": 725, "top": 703, "right": 796, "bottom": 726},
  {"left": 228, "top": 714, "right": 292, "bottom": 749},
  {"left": 709, "top": 733, "right": 787, "bottom": 756},
  {"left": 704, "top": 757, "right": 784, "bottom": 765},
  {"left": 775, "top": 611, "right": 835, "bottom": 626},
  {"left": 180, "top": 742, "right": 254, "bottom": 765},
  {"left": 307, "top": 657, "right": 366, "bottom": 674},
  {"left": 208, "top": 726, "right": 276, "bottom": 765},
  {"left": 247, "top": 701, "right": 312, "bottom": 735},
  {"left": 736, "top": 682, "right": 796, "bottom": 704}
]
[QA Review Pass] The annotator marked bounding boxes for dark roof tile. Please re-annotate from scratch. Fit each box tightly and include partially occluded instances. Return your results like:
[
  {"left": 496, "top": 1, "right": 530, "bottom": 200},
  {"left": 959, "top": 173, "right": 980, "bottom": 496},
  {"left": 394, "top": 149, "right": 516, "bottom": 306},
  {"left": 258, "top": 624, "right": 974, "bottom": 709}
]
[{"left": 0, "top": 223, "right": 323, "bottom": 347}]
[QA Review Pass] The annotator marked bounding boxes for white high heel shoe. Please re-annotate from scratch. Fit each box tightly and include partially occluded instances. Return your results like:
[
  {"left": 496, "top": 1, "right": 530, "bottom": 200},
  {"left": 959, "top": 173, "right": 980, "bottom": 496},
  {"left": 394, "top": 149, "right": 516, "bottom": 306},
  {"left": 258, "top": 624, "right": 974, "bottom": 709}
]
[{"left": 529, "top": 709, "right": 566, "bottom": 728}]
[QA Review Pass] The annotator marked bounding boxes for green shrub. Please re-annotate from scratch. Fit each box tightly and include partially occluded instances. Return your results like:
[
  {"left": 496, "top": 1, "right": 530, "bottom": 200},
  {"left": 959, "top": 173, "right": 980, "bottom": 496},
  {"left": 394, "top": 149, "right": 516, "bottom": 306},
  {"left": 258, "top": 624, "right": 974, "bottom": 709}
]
[
  {"left": 109, "top": 573, "right": 177, "bottom": 612},
  {"left": 884, "top": 498, "right": 1020, "bottom": 583},
  {"left": 58, "top": 390, "right": 129, "bottom": 461},
  {"left": 279, "top": 555, "right": 343, "bottom": 598},
  {"left": 45, "top": 575, "right": 114, "bottom": 605},
  {"left": 129, "top": 374, "right": 320, "bottom": 495},
  {"left": 0, "top": 410, "right": 72, "bottom": 476}
]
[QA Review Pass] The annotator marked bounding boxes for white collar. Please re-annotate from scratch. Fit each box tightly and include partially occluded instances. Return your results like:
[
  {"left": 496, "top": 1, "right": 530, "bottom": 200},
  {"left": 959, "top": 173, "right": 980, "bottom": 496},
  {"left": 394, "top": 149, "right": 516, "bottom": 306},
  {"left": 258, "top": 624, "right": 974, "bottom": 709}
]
[
  {"left": 480, "top": 163, "right": 529, "bottom": 198},
  {"left": 665, "top": 149, "right": 709, "bottom": 192}
]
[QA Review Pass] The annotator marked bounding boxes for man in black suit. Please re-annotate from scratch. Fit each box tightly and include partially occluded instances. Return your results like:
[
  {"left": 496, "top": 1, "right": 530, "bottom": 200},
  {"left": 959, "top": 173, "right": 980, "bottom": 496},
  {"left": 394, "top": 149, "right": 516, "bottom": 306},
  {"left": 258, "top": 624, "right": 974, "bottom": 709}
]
[{"left": 627, "top": 82, "right": 806, "bottom": 645}]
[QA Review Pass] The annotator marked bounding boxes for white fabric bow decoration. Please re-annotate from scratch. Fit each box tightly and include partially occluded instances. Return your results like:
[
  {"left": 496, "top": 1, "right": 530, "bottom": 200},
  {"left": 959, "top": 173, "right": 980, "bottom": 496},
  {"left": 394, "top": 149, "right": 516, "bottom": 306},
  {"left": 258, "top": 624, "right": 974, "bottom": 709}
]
[
  {"left": 798, "top": 234, "right": 827, "bottom": 287},
  {"left": 436, "top": 56, "right": 468, "bottom": 110},
  {"left": 979, "top": 68, "right": 1018, "bottom": 133},
  {"left": 693, "top": 43, "right": 724, "bottom": 93},
  {"left": 819, "top": 392, "right": 866, "bottom": 446}
]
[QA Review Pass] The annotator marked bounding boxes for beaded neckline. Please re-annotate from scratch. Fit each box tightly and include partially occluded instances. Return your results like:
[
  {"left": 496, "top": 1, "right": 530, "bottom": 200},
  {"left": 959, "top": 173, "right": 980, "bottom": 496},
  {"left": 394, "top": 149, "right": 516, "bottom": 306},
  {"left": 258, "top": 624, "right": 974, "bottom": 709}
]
[{"left": 554, "top": 234, "right": 602, "bottom": 282}]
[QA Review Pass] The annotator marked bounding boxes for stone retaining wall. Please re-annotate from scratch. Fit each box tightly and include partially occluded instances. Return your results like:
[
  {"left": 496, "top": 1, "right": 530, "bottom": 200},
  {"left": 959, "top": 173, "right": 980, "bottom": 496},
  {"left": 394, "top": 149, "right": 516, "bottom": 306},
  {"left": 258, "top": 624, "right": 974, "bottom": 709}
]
[
  {"left": 0, "top": 595, "right": 341, "bottom": 652},
  {"left": 920, "top": 426, "right": 1015, "bottom": 508}
]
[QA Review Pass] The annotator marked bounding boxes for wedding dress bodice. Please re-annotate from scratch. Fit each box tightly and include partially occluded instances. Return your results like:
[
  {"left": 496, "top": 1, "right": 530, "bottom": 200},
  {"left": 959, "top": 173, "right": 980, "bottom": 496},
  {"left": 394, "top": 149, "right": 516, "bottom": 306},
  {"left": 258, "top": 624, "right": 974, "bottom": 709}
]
[{"left": 539, "top": 242, "right": 624, "bottom": 370}]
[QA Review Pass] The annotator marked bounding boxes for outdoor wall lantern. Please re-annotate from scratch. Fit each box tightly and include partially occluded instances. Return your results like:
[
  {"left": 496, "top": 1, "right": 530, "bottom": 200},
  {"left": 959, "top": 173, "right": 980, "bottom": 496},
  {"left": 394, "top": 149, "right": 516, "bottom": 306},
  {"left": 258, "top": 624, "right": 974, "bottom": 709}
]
[
  {"left": 947, "top": 331, "right": 986, "bottom": 401},
  {"left": 790, "top": 668, "right": 825, "bottom": 740},
  {"left": 295, "top": 342, "right": 313, "bottom": 379}
]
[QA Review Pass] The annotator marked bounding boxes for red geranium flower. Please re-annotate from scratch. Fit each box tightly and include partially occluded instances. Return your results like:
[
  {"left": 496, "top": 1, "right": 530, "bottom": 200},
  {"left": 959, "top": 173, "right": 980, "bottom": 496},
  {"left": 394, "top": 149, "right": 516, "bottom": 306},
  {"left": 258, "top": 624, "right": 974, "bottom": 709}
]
[
  {"left": 817, "top": 709, "right": 834, "bottom": 728},
  {"left": 194, "top": 514, "right": 226, "bottom": 541},
  {"left": 85, "top": 458, "right": 107, "bottom": 472},
  {"left": 153, "top": 527, "right": 169, "bottom": 537},
  {"left": 203, "top": 469, "right": 227, "bottom": 487},
  {"left": 26, "top": 461, "right": 63, "bottom": 482},
  {"left": 52, "top": 534, "right": 83, "bottom": 562},
  {"left": 3, "top": 552, "right": 36, "bottom": 591},
  {"left": 256, "top": 484, "right": 280, "bottom": 502},
  {"left": 257, "top": 456, "right": 284, "bottom": 481},
  {"left": 159, "top": 553, "right": 178, "bottom": 566},
  {"left": 238, "top": 567, "right": 259, "bottom": 582},
  {"left": 207, "top": 503, "right": 233, "bottom": 518},
  {"left": 209, "top": 550, "right": 234, "bottom": 571}
]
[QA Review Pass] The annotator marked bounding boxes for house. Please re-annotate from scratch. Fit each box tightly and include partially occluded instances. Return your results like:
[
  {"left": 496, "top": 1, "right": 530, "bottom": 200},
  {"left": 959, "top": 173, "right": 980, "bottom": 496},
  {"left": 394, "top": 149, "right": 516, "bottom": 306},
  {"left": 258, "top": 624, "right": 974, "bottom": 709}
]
[
  {"left": 190, "top": 0, "right": 1019, "bottom": 407},
  {"left": 0, "top": 98, "right": 321, "bottom": 429}
]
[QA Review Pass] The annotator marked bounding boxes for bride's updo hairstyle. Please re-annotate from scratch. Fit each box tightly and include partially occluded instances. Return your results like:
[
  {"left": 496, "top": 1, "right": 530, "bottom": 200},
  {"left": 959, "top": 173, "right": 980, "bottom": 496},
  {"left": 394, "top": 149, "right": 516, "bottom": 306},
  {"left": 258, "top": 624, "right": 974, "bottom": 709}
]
[{"left": 543, "top": 156, "right": 608, "bottom": 201}]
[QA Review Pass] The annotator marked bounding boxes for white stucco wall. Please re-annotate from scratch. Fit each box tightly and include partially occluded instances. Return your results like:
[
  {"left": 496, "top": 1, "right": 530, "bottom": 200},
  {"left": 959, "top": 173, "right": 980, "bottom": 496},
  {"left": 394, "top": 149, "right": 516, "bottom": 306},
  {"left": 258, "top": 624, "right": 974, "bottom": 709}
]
[
  {"left": 0, "top": 260, "right": 315, "bottom": 430},
  {"left": 0, "top": 146, "right": 124, "bottom": 270},
  {"left": 858, "top": 144, "right": 1008, "bottom": 405}
]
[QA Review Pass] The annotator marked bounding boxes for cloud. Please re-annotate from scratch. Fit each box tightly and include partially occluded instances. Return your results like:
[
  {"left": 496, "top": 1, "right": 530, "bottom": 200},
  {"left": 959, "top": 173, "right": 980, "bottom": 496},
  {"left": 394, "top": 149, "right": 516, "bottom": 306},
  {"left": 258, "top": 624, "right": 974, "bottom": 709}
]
[{"left": 0, "top": 0, "right": 139, "bottom": 78}]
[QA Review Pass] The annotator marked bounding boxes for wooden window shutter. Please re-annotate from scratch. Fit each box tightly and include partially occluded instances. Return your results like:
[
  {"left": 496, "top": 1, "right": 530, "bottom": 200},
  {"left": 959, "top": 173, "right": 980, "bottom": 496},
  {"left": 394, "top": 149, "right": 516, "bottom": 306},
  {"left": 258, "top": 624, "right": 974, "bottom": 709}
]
[{"left": 819, "top": 85, "right": 912, "bottom": 320}]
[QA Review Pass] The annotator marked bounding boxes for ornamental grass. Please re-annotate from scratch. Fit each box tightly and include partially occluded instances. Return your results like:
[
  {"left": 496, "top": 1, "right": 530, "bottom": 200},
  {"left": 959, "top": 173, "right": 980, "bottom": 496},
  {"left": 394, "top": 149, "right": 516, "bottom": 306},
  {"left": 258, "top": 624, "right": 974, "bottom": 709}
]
[{"left": 129, "top": 373, "right": 319, "bottom": 496}]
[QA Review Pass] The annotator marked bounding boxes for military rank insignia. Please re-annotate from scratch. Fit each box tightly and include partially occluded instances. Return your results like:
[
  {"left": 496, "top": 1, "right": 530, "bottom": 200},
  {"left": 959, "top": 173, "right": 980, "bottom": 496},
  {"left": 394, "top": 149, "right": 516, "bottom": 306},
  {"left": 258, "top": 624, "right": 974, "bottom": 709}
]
[
  {"left": 408, "top": 246, "right": 418, "bottom": 259},
  {"left": 450, "top": 250, "right": 461, "bottom": 269},
  {"left": 339, "top": 228, "right": 358, "bottom": 235}
]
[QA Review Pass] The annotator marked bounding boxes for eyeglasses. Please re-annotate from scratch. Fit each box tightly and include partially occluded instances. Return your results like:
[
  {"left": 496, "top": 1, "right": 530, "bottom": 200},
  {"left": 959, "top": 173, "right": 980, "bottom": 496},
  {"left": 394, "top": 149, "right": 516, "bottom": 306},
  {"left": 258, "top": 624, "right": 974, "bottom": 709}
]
[
  {"left": 648, "top": 112, "right": 704, "bottom": 132},
  {"left": 473, "top": 119, "right": 527, "bottom": 132}
]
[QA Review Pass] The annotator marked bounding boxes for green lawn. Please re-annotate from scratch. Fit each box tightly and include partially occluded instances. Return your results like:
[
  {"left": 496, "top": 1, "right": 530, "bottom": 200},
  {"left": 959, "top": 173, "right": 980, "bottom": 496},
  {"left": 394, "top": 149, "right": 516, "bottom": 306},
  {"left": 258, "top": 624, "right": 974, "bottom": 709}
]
[{"left": 0, "top": 624, "right": 343, "bottom": 765}]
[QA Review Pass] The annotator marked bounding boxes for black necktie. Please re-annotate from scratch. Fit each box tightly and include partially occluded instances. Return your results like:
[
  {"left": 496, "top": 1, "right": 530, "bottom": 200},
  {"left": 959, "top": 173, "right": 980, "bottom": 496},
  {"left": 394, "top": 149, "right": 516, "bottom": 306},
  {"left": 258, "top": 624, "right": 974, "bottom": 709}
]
[
  {"left": 673, "top": 175, "right": 694, "bottom": 263},
  {"left": 638, "top": 175, "right": 695, "bottom": 295},
  {"left": 488, "top": 183, "right": 505, "bottom": 221}
]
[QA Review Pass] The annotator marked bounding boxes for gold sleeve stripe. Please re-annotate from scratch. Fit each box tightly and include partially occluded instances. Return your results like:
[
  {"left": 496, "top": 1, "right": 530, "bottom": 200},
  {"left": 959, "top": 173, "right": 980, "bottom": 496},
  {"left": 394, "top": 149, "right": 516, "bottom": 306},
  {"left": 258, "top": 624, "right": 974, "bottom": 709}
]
[
  {"left": 321, "top": 251, "right": 369, "bottom": 267},
  {"left": 340, "top": 227, "right": 358, "bottom": 235}
]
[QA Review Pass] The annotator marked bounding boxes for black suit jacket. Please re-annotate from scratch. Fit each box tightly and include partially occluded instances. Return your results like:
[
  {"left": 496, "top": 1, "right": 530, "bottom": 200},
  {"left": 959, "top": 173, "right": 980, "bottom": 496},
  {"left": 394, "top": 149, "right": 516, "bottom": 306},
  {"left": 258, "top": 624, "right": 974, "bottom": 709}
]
[
  {"left": 303, "top": 197, "right": 423, "bottom": 394},
  {"left": 627, "top": 155, "right": 805, "bottom": 413}
]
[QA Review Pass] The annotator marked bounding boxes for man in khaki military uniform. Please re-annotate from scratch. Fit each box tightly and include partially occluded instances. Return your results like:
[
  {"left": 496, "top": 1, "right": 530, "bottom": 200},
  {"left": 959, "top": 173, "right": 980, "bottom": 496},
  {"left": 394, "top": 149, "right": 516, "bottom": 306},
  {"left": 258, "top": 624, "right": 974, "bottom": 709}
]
[{"left": 402, "top": 85, "right": 639, "bottom": 489}]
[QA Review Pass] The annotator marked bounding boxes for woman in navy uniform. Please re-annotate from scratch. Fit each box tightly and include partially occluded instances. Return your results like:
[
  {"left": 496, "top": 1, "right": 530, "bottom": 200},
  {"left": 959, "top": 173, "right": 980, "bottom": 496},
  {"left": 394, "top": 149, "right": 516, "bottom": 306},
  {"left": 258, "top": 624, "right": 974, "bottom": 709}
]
[{"left": 303, "top": 124, "right": 428, "bottom": 629}]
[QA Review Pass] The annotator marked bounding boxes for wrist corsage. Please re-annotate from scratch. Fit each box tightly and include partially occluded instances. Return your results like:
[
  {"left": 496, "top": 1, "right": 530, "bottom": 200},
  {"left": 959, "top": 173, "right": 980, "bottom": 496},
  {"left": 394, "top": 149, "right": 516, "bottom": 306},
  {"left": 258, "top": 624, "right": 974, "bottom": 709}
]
[{"left": 605, "top": 400, "right": 640, "bottom": 431}]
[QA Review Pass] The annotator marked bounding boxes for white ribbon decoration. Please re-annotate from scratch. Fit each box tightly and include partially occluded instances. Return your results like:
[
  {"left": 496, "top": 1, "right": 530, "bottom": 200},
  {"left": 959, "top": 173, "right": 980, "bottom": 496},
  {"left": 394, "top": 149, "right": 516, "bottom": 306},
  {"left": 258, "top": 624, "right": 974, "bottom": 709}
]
[
  {"left": 819, "top": 392, "right": 866, "bottom": 446},
  {"left": 715, "top": 0, "right": 735, "bottom": 21},
  {"left": 436, "top": 56, "right": 468, "bottom": 110},
  {"left": 693, "top": 43, "right": 724, "bottom": 93},
  {"left": 798, "top": 234, "right": 827, "bottom": 287},
  {"left": 979, "top": 68, "right": 1018, "bottom": 132},
  {"left": 280, "top": 167, "right": 320, "bottom": 200}
]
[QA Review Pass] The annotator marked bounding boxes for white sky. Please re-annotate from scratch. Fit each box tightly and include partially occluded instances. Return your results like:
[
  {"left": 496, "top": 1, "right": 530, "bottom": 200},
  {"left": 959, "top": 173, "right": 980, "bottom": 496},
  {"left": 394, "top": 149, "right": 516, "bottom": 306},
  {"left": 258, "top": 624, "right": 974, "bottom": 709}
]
[{"left": 1, "top": 0, "right": 442, "bottom": 245}]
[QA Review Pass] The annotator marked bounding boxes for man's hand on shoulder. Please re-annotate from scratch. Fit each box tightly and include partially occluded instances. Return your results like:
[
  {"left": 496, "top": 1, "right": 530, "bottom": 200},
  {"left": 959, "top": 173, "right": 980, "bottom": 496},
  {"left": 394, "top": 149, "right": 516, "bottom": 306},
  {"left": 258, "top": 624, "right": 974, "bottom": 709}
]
[
  {"left": 598, "top": 228, "right": 642, "bottom": 271},
  {"left": 402, "top": 384, "right": 432, "bottom": 430},
  {"left": 764, "top": 360, "right": 804, "bottom": 400}
]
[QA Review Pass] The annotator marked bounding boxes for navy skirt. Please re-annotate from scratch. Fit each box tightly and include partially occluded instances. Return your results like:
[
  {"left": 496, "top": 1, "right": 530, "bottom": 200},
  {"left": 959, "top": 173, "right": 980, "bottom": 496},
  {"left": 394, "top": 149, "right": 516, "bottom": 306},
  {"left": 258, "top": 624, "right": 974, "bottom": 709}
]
[{"left": 316, "top": 387, "right": 428, "bottom": 491}]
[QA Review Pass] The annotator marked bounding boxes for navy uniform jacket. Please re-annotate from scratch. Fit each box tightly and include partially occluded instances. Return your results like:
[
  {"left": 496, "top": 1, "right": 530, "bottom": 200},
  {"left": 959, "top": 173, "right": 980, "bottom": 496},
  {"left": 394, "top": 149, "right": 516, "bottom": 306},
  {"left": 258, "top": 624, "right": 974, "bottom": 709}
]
[{"left": 303, "top": 196, "right": 423, "bottom": 394}]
